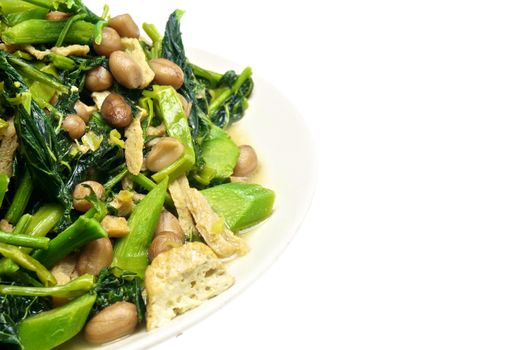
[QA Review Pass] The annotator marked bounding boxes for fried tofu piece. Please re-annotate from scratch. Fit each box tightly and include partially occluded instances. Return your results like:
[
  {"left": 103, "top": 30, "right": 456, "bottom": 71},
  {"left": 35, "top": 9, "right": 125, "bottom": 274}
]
[
  {"left": 169, "top": 177, "right": 248, "bottom": 258},
  {"left": 185, "top": 186, "right": 248, "bottom": 258},
  {"left": 101, "top": 215, "right": 130, "bottom": 237},
  {"left": 109, "top": 190, "right": 135, "bottom": 217},
  {"left": 51, "top": 44, "right": 90, "bottom": 57},
  {"left": 124, "top": 117, "right": 144, "bottom": 175},
  {"left": 0, "top": 119, "right": 18, "bottom": 176},
  {"left": 145, "top": 242, "right": 234, "bottom": 330},
  {"left": 121, "top": 38, "right": 155, "bottom": 89},
  {"left": 23, "top": 44, "right": 90, "bottom": 60},
  {"left": 168, "top": 177, "right": 198, "bottom": 238},
  {"left": 91, "top": 91, "right": 111, "bottom": 110}
]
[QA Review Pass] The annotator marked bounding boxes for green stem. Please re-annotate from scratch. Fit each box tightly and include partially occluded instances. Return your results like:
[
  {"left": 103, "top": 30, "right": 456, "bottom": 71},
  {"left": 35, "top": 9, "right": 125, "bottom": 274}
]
[
  {"left": 208, "top": 67, "right": 252, "bottom": 116},
  {"left": 143, "top": 86, "right": 195, "bottom": 181},
  {"left": 0, "top": 274, "right": 94, "bottom": 297},
  {"left": 8, "top": 56, "right": 69, "bottom": 94},
  {"left": 56, "top": 13, "right": 86, "bottom": 47},
  {"left": 0, "top": 243, "right": 55, "bottom": 286},
  {"left": 12, "top": 213, "right": 32, "bottom": 235},
  {"left": 32, "top": 216, "right": 107, "bottom": 268},
  {"left": 0, "top": 174, "right": 10, "bottom": 209},
  {"left": 103, "top": 167, "right": 128, "bottom": 194},
  {"left": 21, "top": 0, "right": 102, "bottom": 22},
  {"left": 3, "top": 8, "right": 48, "bottom": 26},
  {"left": 2, "top": 19, "right": 96, "bottom": 45},
  {"left": 17, "top": 293, "right": 97, "bottom": 350},
  {"left": 25, "top": 204, "right": 63, "bottom": 239},
  {"left": 143, "top": 23, "right": 162, "bottom": 42},
  {"left": 143, "top": 23, "right": 162, "bottom": 59},
  {"left": 47, "top": 53, "right": 76, "bottom": 71},
  {"left": 132, "top": 173, "right": 173, "bottom": 208},
  {"left": 0, "top": 258, "right": 19, "bottom": 275},
  {"left": 0, "top": 0, "right": 40, "bottom": 13},
  {"left": 17, "top": 0, "right": 51, "bottom": 8},
  {"left": 191, "top": 63, "right": 223, "bottom": 86},
  {"left": 0, "top": 231, "right": 49, "bottom": 249},
  {"left": 93, "top": 20, "right": 106, "bottom": 45},
  {"left": 112, "top": 178, "right": 168, "bottom": 277},
  {"left": 9, "top": 270, "right": 42, "bottom": 286},
  {"left": 101, "top": 4, "right": 109, "bottom": 20},
  {"left": 0, "top": 205, "right": 61, "bottom": 274},
  {"left": 5, "top": 170, "right": 33, "bottom": 224}
]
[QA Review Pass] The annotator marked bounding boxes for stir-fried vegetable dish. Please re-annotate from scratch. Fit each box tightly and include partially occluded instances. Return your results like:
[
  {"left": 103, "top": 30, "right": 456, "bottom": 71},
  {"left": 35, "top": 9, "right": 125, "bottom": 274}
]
[{"left": 0, "top": 1, "right": 275, "bottom": 348}]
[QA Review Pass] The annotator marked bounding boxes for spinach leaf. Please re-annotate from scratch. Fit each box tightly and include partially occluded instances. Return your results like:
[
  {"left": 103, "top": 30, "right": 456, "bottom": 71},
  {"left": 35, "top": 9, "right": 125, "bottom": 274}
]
[
  {"left": 0, "top": 314, "right": 20, "bottom": 349},
  {"left": 0, "top": 51, "right": 71, "bottom": 211},
  {"left": 65, "top": 113, "right": 123, "bottom": 189},
  {"left": 0, "top": 290, "right": 51, "bottom": 349},
  {"left": 194, "top": 67, "right": 254, "bottom": 128},
  {"left": 92, "top": 268, "right": 146, "bottom": 324},
  {"left": 162, "top": 10, "right": 210, "bottom": 169}
]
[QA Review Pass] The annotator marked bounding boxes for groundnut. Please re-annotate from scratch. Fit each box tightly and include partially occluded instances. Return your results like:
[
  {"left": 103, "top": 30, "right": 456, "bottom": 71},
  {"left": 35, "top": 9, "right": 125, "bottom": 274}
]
[
  {"left": 155, "top": 210, "right": 184, "bottom": 238},
  {"left": 93, "top": 27, "right": 122, "bottom": 57},
  {"left": 74, "top": 100, "right": 93, "bottom": 122},
  {"left": 101, "top": 93, "right": 132, "bottom": 128},
  {"left": 145, "top": 137, "right": 185, "bottom": 172},
  {"left": 76, "top": 238, "right": 112, "bottom": 276},
  {"left": 46, "top": 11, "right": 71, "bottom": 21},
  {"left": 50, "top": 254, "right": 78, "bottom": 306},
  {"left": 108, "top": 14, "right": 140, "bottom": 38},
  {"left": 72, "top": 181, "right": 105, "bottom": 212},
  {"left": 85, "top": 66, "right": 113, "bottom": 92},
  {"left": 84, "top": 301, "right": 138, "bottom": 344},
  {"left": 62, "top": 115, "right": 86, "bottom": 140},
  {"left": 149, "top": 58, "right": 184, "bottom": 89},
  {"left": 108, "top": 51, "right": 143, "bottom": 89},
  {"left": 233, "top": 145, "right": 258, "bottom": 177},
  {"left": 148, "top": 232, "right": 182, "bottom": 262}
]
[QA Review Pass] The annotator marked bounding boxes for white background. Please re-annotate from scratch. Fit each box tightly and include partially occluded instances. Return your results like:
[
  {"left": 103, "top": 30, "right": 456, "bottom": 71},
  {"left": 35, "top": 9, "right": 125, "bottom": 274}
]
[{"left": 92, "top": 0, "right": 525, "bottom": 349}]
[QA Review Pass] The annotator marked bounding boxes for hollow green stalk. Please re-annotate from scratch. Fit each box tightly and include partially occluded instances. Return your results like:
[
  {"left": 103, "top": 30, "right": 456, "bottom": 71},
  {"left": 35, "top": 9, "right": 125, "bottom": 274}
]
[{"left": 0, "top": 243, "right": 55, "bottom": 286}]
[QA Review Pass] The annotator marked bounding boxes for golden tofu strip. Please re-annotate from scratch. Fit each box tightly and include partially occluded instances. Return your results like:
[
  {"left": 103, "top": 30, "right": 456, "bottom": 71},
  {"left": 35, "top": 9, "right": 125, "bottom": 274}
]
[
  {"left": 168, "top": 177, "right": 198, "bottom": 238},
  {"left": 0, "top": 119, "right": 18, "bottom": 176},
  {"left": 170, "top": 176, "right": 248, "bottom": 258},
  {"left": 124, "top": 116, "right": 144, "bottom": 175}
]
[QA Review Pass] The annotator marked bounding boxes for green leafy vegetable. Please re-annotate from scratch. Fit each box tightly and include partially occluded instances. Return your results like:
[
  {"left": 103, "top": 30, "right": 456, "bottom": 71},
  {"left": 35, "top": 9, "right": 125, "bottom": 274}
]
[
  {"left": 0, "top": 51, "right": 72, "bottom": 214},
  {"left": 160, "top": 11, "right": 252, "bottom": 186},
  {"left": 143, "top": 85, "right": 195, "bottom": 182},
  {"left": 0, "top": 274, "right": 94, "bottom": 298},
  {"left": 0, "top": 0, "right": 40, "bottom": 14},
  {"left": 0, "top": 175, "right": 9, "bottom": 210},
  {"left": 93, "top": 268, "right": 146, "bottom": 323},
  {"left": 0, "top": 2, "right": 265, "bottom": 347},
  {"left": 193, "top": 65, "right": 254, "bottom": 128},
  {"left": 32, "top": 216, "right": 107, "bottom": 268},
  {"left": 0, "top": 243, "right": 55, "bottom": 286},
  {"left": 1, "top": 19, "right": 96, "bottom": 45},
  {"left": 201, "top": 182, "right": 276, "bottom": 232},
  {"left": 23, "top": 204, "right": 63, "bottom": 243},
  {"left": 162, "top": 10, "right": 210, "bottom": 166},
  {"left": 4, "top": 170, "right": 32, "bottom": 225},
  {"left": 17, "top": 292, "right": 96, "bottom": 350},
  {"left": 1, "top": 8, "right": 48, "bottom": 27},
  {"left": 0, "top": 291, "right": 51, "bottom": 348},
  {"left": 112, "top": 178, "right": 168, "bottom": 277},
  {"left": 0, "top": 232, "right": 49, "bottom": 250}
]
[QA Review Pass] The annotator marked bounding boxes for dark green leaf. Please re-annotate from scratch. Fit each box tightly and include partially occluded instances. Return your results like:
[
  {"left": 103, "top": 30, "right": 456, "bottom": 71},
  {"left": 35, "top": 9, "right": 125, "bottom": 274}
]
[{"left": 93, "top": 268, "right": 146, "bottom": 324}]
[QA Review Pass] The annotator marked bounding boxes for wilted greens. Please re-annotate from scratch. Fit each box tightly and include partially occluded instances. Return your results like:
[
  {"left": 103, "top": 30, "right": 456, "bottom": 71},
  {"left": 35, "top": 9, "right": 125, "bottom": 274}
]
[{"left": 0, "top": 1, "right": 273, "bottom": 349}]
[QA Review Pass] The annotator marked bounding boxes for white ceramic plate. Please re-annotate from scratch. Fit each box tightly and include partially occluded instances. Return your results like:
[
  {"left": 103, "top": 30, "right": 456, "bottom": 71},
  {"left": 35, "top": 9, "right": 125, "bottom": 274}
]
[{"left": 61, "top": 4, "right": 316, "bottom": 348}]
